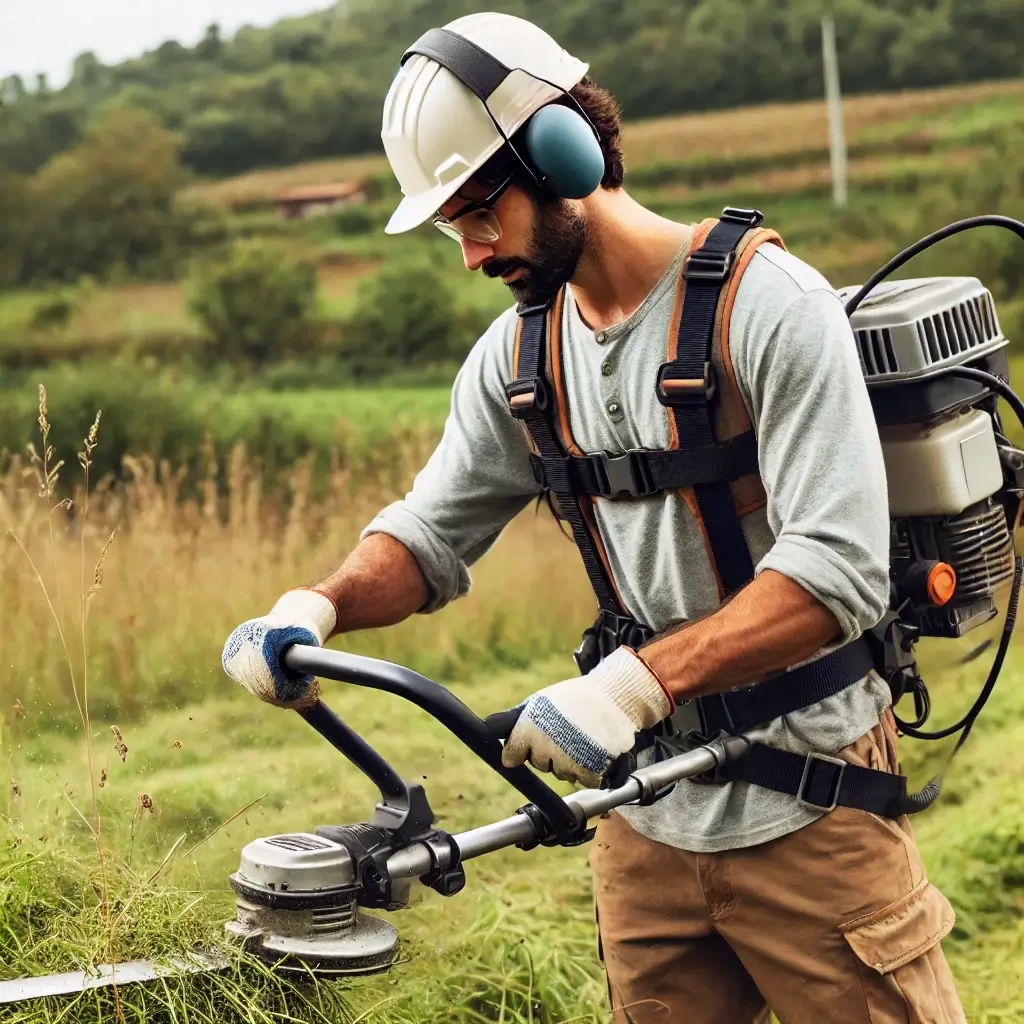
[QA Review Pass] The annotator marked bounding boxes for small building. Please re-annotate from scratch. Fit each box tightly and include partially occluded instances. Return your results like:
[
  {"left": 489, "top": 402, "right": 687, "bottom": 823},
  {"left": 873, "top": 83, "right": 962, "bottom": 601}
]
[{"left": 275, "top": 181, "right": 368, "bottom": 220}]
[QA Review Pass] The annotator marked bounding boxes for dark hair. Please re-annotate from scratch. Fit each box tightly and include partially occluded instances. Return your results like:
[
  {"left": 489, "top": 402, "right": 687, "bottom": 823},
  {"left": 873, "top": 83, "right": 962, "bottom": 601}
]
[
  {"left": 568, "top": 77, "right": 625, "bottom": 190},
  {"left": 472, "top": 77, "right": 626, "bottom": 195}
]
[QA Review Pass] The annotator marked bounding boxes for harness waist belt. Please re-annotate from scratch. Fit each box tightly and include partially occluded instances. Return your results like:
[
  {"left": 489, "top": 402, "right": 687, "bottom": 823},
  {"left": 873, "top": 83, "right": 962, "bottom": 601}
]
[
  {"left": 696, "top": 636, "right": 876, "bottom": 735},
  {"left": 719, "top": 744, "right": 909, "bottom": 818},
  {"left": 527, "top": 431, "right": 761, "bottom": 499}
]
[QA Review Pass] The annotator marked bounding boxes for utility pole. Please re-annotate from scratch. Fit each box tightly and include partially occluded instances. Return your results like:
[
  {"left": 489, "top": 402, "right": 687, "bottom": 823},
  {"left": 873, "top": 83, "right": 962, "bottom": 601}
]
[{"left": 821, "top": 9, "right": 848, "bottom": 208}]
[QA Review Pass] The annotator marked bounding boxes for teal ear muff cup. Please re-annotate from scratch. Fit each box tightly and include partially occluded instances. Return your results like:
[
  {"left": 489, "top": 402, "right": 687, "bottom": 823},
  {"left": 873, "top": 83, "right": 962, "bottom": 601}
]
[{"left": 523, "top": 104, "right": 605, "bottom": 199}]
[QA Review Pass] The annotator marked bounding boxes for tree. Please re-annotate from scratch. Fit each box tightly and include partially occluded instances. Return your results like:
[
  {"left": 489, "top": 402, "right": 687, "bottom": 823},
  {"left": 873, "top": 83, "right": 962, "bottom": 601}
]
[
  {"left": 15, "top": 103, "right": 192, "bottom": 284},
  {"left": 196, "top": 24, "right": 223, "bottom": 62},
  {"left": 0, "top": 75, "right": 26, "bottom": 106}
]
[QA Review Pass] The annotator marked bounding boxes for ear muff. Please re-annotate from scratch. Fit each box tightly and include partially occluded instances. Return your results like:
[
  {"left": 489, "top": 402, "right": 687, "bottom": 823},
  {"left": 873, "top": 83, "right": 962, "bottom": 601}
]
[{"left": 523, "top": 104, "right": 605, "bottom": 199}]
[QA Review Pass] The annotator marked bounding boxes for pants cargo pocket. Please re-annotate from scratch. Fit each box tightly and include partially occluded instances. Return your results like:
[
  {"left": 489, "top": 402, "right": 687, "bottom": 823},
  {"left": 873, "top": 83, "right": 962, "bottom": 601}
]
[{"left": 839, "top": 878, "right": 966, "bottom": 1024}]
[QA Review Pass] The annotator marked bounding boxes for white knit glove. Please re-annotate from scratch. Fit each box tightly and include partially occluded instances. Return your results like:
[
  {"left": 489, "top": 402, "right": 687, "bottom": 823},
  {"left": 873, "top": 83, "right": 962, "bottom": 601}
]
[
  {"left": 500, "top": 647, "right": 674, "bottom": 788},
  {"left": 221, "top": 589, "right": 339, "bottom": 709}
]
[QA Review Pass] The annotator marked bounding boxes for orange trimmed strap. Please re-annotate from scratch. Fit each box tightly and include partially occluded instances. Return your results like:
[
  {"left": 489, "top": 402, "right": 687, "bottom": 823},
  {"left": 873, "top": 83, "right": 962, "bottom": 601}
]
[
  {"left": 718, "top": 227, "right": 786, "bottom": 433},
  {"left": 664, "top": 218, "right": 719, "bottom": 450}
]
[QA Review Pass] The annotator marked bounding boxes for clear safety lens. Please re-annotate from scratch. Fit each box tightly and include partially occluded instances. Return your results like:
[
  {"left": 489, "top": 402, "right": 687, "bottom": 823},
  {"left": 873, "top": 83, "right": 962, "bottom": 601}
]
[{"left": 433, "top": 208, "right": 502, "bottom": 244}]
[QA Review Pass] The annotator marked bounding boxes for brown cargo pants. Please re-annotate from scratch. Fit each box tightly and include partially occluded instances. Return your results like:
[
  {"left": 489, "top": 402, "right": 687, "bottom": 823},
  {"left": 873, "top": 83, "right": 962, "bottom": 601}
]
[{"left": 588, "top": 709, "right": 966, "bottom": 1023}]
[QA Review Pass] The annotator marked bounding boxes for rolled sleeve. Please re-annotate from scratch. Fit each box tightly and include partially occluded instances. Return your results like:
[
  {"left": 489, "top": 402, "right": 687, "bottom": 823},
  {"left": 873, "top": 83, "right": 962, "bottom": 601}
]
[
  {"left": 736, "top": 285, "right": 891, "bottom": 642},
  {"left": 360, "top": 308, "right": 541, "bottom": 613}
]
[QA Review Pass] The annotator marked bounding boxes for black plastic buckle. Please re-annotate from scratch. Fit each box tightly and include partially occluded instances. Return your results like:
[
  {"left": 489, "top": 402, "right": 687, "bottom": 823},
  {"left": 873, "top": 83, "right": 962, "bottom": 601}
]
[
  {"left": 589, "top": 450, "right": 656, "bottom": 499},
  {"left": 696, "top": 693, "right": 738, "bottom": 738},
  {"left": 656, "top": 361, "right": 717, "bottom": 406},
  {"left": 506, "top": 376, "right": 549, "bottom": 419},
  {"left": 684, "top": 249, "right": 735, "bottom": 283},
  {"left": 527, "top": 453, "right": 546, "bottom": 488},
  {"left": 796, "top": 752, "right": 847, "bottom": 812},
  {"left": 720, "top": 206, "right": 765, "bottom": 228},
  {"left": 573, "top": 610, "right": 653, "bottom": 675}
]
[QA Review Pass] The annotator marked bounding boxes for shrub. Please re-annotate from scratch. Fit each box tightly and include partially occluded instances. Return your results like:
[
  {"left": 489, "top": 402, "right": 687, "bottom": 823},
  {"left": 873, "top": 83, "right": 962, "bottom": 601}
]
[
  {"left": 338, "top": 250, "right": 490, "bottom": 378},
  {"left": 331, "top": 203, "right": 379, "bottom": 235},
  {"left": 29, "top": 290, "right": 77, "bottom": 330},
  {"left": 186, "top": 237, "right": 318, "bottom": 367}
]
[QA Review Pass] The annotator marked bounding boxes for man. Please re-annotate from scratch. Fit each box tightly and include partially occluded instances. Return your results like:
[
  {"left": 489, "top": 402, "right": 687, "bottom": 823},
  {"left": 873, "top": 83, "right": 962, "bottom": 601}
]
[{"left": 222, "top": 12, "right": 966, "bottom": 1023}]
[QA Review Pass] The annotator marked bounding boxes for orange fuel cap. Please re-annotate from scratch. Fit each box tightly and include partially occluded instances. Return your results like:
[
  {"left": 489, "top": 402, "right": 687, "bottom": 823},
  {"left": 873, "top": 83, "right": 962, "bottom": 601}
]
[{"left": 927, "top": 562, "right": 957, "bottom": 606}]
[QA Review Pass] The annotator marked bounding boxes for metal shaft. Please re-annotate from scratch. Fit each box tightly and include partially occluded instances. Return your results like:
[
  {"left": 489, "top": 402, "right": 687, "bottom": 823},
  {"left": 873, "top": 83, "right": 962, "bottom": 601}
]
[{"left": 386, "top": 739, "right": 736, "bottom": 880}]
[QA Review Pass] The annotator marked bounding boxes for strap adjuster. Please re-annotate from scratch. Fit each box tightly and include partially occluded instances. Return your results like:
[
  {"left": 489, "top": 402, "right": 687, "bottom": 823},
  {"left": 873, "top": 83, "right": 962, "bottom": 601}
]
[
  {"left": 684, "top": 249, "right": 735, "bottom": 283},
  {"left": 720, "top": 206, "right": 765, "bottom": 228},
  {"left": 506, "top": 377, "right": 549, "bottom": 419},
  {"left": 589, "top": 451, "right": 656, "bottom": 499},
  {"left": 656, "top": 361, "right": 717, "bottom": 406},
  {"left": 796, "top": 752, "right": 847, "bottom": 812}
]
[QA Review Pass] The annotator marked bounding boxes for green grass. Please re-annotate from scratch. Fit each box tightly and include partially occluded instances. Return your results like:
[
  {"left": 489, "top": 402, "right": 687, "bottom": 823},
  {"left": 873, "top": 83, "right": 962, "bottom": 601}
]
[{"left": 2, "top": 621, "right": 1024, "bottom": 1022}]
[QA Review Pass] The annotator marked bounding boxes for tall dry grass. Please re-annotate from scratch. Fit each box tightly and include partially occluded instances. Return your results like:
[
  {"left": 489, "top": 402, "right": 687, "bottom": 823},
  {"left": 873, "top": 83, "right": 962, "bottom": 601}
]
[{"left": 0, "top": 396, "right": 594, "bottom": 728}]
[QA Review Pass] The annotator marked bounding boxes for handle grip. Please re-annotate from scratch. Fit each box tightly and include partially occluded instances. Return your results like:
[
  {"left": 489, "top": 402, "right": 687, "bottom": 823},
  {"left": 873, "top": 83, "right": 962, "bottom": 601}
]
[
  {"left": 484, "top": 707, "right": 524, "bottom": 740},
  {"left": 485, "top": 705, "right": 639, "bottom": 790}
]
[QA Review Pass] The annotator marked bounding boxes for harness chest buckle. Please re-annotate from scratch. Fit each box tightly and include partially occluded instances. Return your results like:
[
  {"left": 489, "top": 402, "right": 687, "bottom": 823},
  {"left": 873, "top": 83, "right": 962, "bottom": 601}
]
[
  {"left": 720, "top": 206, "right": 765, "bottom": 228},
  {"left": 589, "top": 451, "right": 656, "bottom": 499}
]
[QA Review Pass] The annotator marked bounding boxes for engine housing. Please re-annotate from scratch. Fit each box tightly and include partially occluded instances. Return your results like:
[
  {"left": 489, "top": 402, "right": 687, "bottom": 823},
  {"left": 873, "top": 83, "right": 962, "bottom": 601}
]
[{"left": 839, "top": 276, "right": 1018, "bottom": 637}]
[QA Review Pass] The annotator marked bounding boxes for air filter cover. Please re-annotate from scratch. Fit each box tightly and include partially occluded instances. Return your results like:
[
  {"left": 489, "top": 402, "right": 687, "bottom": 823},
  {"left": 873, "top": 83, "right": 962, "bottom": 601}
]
[{"left": 836, "top": 277, "right": 1007, "bottom": 384}]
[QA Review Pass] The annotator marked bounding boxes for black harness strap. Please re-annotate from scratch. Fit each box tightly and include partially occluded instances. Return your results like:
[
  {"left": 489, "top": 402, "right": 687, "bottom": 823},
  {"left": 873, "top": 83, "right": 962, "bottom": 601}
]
[
  {"left": 507, "top": 300, "right": 624, "bottom": 617},
  {"left": 695, "top": 636, "right": 876, "bottom": 735},
  {"left": 720, "top": 744, "right": 910, "bottom": 818},
  {"left": 658, "top": 209, "right": 765, "bottom": 595},
  {"left": 526, "top": 430, "right": 760, "bottom": 499}
]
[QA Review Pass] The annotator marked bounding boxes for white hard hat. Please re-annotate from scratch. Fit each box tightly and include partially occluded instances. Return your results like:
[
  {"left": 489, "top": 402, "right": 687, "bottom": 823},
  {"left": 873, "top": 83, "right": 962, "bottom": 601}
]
[{"left": 381, "top": 12, "right": 589, "bottom": 235}]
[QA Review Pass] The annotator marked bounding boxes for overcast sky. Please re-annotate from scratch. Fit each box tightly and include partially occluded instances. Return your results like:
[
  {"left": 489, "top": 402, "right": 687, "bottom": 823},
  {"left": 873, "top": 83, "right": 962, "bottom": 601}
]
[{"left": 0, "top": 0, "right": 328, "bottom": 87}]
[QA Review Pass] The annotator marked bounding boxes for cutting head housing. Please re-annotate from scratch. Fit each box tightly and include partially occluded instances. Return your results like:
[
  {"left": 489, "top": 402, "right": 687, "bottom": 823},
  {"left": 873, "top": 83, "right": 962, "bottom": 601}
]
[{"left": 225, "top": 833, "right": 399, "bottom": 976}]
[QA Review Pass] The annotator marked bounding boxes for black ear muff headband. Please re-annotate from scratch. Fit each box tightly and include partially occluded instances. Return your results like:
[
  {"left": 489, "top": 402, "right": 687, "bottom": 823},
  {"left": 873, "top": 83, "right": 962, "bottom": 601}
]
[
  {"left": 401, "top": 28, "right": 510, "bottom": 104},
  {"left": 400, "top": 27, "right": 600, "bottom": 192}
]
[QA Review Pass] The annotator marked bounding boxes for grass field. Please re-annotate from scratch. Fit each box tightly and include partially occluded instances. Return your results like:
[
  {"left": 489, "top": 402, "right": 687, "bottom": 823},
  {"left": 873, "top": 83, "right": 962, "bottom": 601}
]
[
  {"left": 1, "top": 388, "right": 1023, "bottom": 1022},
  {"left": 2, "top": 589, "right": 1023, "bottom": 1022}
]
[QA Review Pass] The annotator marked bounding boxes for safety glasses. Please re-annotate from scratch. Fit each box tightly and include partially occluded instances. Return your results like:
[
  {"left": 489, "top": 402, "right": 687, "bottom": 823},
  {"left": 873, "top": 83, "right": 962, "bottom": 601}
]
[{"left": 432, "top": 170, "right": 516, "bottom": 243}]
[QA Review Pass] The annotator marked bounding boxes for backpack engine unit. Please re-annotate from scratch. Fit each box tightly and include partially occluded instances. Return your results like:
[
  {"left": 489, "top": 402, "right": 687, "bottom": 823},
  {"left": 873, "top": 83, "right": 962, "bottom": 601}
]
[{"left": 842, "top": 276, "right": 1020, "bottom": 725}]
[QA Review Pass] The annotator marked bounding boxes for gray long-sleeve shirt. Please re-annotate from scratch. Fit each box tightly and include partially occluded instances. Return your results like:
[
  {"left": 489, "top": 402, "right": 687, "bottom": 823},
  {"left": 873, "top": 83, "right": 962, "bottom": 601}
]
[{"left": 362, "top": 234, "right": 894, "bottom": 852}]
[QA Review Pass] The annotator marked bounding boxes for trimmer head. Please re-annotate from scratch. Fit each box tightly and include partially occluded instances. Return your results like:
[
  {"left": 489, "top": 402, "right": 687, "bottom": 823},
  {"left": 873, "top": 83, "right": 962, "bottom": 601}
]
[{"left": 225, "top": 833, "right": 399, "bottom": 977}]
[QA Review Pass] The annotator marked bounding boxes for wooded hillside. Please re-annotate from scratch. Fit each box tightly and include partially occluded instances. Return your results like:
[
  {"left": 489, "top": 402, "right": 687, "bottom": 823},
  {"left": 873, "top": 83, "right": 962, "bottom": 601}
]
[{"left": 2, "top": 0, "right": 1023, "bottom": 179}]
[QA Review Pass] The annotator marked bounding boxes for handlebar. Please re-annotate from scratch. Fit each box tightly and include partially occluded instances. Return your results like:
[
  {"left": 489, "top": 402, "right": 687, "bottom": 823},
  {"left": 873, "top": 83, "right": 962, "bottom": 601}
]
[{"left": 281, "top": 644, "right": 581, "bottom": 837}]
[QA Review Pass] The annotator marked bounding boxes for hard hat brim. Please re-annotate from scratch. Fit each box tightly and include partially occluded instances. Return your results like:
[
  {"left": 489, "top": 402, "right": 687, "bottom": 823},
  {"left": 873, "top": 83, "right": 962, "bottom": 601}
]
[{"left": 384, "top": 165, "right": 482, "bottom": 235}]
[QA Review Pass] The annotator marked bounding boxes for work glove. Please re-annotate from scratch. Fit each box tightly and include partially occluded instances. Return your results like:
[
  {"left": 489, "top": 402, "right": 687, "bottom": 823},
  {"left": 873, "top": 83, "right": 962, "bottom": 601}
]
[
  {"left": 500, "top": 646, "right": 675, "bottom": 789},
  {"left": 221, "top": 588, "right": 339, "bottom": 710}
]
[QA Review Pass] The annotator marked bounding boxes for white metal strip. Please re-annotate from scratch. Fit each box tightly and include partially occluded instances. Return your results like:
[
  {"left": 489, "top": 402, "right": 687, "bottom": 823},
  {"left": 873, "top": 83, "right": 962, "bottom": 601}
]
[{"left": 0, "top": 953, "right": 228, "bottom": 1005}]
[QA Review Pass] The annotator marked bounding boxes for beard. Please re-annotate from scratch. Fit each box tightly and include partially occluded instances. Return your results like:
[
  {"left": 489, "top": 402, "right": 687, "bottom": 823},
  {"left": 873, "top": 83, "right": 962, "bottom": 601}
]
[{"left": 482, "top": 195, "right": 586, "bottom": 307}]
